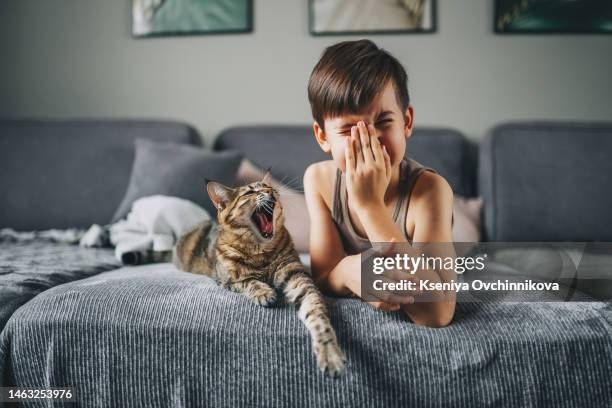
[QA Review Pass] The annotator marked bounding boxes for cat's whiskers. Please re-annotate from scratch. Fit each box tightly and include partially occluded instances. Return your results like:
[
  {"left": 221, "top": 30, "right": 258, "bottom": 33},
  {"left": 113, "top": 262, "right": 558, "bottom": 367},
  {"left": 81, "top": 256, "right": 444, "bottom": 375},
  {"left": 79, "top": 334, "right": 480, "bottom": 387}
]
[
  {"left": 260, "top": 168, "right": 304, "bottom": 195},
  {"left": 279, "top": 192, "right": 303, "bottom": 198},
  {"left": 260, "top": 202, "right": 274, "bottom": 213},
  {"left": 276, "top": 175, "right": 304, "bottom": 194}
]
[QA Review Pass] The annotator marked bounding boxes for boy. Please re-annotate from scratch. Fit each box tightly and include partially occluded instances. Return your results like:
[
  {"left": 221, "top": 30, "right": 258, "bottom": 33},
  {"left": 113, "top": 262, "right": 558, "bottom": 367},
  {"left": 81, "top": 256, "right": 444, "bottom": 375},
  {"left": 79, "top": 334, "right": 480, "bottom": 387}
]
[{"left": 303, "top": 39, "right": 456, "bottom": 328}]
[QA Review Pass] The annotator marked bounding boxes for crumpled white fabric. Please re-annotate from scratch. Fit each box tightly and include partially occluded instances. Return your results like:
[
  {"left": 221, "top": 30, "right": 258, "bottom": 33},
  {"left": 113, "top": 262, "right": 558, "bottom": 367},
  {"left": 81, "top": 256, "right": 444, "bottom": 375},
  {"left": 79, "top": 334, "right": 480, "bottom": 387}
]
[{"left": 108, "top": 195, "right": 210, "bottom": 262}]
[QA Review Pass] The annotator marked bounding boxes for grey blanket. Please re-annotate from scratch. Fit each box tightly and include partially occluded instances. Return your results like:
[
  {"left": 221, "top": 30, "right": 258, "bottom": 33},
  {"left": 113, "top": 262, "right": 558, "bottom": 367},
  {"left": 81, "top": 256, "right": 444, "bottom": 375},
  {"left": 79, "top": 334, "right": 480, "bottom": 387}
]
[
  {"left": 0, "top": 236, "right": 120, "bottom": 332},
  {"left": 2, "top": 262, "right": 611, "bottom": 407}
]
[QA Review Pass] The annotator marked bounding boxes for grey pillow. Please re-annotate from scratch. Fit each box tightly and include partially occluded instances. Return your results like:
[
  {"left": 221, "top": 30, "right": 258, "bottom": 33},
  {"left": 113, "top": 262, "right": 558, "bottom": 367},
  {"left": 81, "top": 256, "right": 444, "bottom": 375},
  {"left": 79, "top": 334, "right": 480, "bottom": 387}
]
[{"left": 111, "top": 138, "right": 242, "bottom": 222}]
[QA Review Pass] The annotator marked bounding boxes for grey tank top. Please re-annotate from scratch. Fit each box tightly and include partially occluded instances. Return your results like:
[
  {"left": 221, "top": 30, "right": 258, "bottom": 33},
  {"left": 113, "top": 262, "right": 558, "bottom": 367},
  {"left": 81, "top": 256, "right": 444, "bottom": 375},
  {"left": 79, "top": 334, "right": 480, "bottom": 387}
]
[{"left": 331, "top": 157, "right": 438, "bottom": 255}]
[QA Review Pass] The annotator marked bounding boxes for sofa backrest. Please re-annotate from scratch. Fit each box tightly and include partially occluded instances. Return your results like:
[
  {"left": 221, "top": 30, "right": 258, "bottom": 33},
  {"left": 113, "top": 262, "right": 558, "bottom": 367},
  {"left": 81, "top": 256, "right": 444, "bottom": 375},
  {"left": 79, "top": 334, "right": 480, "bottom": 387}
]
[
  {"left": 0, "top": 119, "right": 200, "bottom": 230},
  {"left": 480, "top": 121, "right": 612, "bottom": 242},
  {"left": 214, "top": 125, "right": 476, "bottom": 197}
]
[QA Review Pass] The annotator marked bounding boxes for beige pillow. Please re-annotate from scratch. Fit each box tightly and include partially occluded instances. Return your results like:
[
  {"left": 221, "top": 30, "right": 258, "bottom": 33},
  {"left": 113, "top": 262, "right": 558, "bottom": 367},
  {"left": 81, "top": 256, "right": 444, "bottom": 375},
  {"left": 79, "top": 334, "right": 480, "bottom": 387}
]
[
  {"left": 452, "top": 196, "right": 483, "bottom": 243},
  {"left": 452, "top": 196, "right": 484, "bottom": 256}
]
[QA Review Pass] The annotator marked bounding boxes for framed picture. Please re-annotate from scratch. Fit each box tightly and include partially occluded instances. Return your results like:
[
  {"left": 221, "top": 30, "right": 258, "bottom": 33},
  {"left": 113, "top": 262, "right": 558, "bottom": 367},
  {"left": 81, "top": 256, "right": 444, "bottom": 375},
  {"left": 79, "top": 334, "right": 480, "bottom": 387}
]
[
  {"left": 309, "top": 0, "right": 436, "bottom": 35},
  {"left": 495, "top": 0, "right": 612, "bottom": 34},
  {"left": 132, "top": 0, "right": 253, "bottom": 37}
]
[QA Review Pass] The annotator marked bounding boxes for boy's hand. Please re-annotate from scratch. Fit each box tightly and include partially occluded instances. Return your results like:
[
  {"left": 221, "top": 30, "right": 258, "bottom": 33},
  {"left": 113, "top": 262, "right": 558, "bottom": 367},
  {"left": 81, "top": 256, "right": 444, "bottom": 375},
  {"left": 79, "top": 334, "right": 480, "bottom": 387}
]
[
  {"left": 341, "top": 242, "right": 417, "bottom": 313},
  {"left": 345, "top": 121, "right": 392, "bottom": 213},
  {"left": 339, "top": 256, "right": 406, "bottom": 312}
]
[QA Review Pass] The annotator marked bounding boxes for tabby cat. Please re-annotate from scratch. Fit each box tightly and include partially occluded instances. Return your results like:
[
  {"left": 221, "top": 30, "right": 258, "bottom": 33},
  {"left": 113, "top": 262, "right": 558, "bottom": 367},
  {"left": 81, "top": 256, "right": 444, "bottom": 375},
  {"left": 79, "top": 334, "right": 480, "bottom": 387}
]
[{"left": 172, "top": 173, "right": 346, "bottom": 377}]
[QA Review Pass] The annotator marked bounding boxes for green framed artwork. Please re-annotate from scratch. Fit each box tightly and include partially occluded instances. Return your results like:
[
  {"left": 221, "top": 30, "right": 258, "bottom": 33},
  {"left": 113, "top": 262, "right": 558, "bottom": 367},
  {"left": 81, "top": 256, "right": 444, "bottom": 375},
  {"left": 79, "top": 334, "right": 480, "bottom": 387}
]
[
  {"left": 309, "top": 0, "right": 436, "bottom": 36},
  {"left": 132, "top": 0, "right": 253, "bottom": 37},
  {"left": 495, "top": 0, "right": 612, "bottom": 34}
]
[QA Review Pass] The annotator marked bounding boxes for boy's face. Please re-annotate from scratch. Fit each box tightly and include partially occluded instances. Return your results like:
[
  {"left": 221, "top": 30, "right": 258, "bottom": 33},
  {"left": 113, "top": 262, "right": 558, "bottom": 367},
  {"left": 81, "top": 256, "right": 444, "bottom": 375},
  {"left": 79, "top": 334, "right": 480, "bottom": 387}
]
[{"left": 313, "top": 81, "right": 414, "bottom": 173}]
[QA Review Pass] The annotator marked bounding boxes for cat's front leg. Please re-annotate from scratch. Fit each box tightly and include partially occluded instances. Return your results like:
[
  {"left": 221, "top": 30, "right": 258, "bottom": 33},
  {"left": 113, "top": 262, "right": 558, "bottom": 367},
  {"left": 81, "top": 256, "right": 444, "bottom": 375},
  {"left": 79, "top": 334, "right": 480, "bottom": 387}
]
[
  {"left": 228, "top": 278, "right": 278, "bottom": 307},
  {"left": 274, "top": 265, "right": 346, "bottom": 377}
]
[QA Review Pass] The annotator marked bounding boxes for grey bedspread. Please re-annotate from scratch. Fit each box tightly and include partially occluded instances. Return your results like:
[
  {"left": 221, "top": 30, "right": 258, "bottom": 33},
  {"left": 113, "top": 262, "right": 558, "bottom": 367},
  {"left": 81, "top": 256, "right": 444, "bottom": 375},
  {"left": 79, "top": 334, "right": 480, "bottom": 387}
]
[
  {"left": 2, "top": 262, "right": 611, "bottom": 407},
  {"left": 0, "top": 238, "right": 120, "bottom": 331}
]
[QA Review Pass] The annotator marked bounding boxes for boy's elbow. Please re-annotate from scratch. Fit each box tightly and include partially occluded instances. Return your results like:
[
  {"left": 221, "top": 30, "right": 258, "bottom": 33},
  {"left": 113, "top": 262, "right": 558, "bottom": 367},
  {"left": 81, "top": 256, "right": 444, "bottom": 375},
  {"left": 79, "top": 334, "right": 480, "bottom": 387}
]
[
  {"left": 420, "top": 314, "right": 453, "bottom": 329},
  {"left": 409, "top": 302, "right": 456, "bottom": 328},
  {"left": 312, "top": 262, "right": 351, "bottom": 297},
  {"left": 313, "top": 273, "right": 332, "bottom": 295},
  {"left": 311, "top": 263, "right": 333, "bottom": 287},
  {"left": 412, "top": 315, "right": 453, "bottom": 329},
  {"left": 312, "top": 269, "right": 336, "bottom": 297}
]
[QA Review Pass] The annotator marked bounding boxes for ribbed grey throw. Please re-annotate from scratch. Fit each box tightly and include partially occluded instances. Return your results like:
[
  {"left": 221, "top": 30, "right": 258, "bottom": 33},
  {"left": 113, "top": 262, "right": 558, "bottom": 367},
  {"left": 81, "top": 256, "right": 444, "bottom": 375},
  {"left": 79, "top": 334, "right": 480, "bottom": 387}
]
[
  {"left": 2, "top": 263, "right": 611, "bottom": 407},
  {"left": 0, "top": 239, "right": 120, "bottom": 331}
]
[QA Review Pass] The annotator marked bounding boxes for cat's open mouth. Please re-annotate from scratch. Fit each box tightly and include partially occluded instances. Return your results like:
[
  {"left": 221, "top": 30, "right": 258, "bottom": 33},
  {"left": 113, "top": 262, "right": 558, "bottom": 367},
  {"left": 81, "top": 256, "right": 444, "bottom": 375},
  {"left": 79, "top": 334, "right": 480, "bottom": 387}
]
[{"left": 251, "top": 199, "right": 275, "bottom": 239}]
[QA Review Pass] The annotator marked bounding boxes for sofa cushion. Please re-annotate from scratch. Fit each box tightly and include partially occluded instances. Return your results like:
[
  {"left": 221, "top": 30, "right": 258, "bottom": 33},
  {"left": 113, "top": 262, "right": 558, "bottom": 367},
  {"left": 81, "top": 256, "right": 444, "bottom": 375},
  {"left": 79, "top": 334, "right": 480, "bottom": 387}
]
[
  {"left": 480, "top": 121, "right": 612, "bottom": 241},
  {"left": 0, "top": 120, "right": 200, "bottom": 230},
  {"left": 214, "top": 126, "right": 476, "bottom": 197},
  {"left": 111, "top": 139, "right": 243, "bottom": 222}
]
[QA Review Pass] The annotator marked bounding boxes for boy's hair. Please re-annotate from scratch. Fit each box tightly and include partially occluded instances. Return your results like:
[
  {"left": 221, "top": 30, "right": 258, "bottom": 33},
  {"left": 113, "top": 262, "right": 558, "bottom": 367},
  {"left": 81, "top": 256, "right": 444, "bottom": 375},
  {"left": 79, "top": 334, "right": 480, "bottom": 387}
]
[{"left": 307, "top": 39, "right": 410, "bottom": 128}]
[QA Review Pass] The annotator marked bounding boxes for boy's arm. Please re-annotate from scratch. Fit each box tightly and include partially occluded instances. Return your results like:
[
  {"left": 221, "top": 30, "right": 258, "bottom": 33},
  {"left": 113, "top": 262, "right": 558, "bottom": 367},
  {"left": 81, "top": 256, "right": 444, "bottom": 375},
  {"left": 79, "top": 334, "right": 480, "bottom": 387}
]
[
  {"left": 303, "top": 163, "right": 397, "bottom": 310},
  {"left": 345, "top": 123, "right": 456, "bottom": 326},
  {"left": 398, "top": 173, "right": 457, "bottom": 326},
  {"left": 303, "top": 163, "right": 351, "bottom": 296},
  {"left": 358, "top": 172, "right": 457, "bottom": 327},
  {"left": 304, "top": 163, "right": 404, "bottom": 312}
]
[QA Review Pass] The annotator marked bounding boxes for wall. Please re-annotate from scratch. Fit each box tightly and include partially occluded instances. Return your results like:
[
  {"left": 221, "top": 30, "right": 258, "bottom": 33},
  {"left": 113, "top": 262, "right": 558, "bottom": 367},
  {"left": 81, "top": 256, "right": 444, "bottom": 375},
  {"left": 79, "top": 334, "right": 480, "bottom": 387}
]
[{"left": 0, "top": 0, "right": 611, "bottom": 144}]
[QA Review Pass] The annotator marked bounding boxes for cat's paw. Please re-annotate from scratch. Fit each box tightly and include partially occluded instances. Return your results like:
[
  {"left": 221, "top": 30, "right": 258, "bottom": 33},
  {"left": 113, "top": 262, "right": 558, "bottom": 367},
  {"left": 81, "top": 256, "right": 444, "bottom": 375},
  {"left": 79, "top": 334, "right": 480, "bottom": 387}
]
[
  {"left": 315, "top": 341, "right": 346, "bottom": 378},
  {"left": 250, "top": 287, "right": 277, "bottom": 307}
]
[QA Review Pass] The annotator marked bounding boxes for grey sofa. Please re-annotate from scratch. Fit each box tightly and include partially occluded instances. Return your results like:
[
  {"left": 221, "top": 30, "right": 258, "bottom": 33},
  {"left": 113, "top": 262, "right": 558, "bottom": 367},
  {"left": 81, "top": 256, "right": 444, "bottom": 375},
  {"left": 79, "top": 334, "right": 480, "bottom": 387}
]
[{"left": 1, "top": 119, "right": 611, "bottom": 407}]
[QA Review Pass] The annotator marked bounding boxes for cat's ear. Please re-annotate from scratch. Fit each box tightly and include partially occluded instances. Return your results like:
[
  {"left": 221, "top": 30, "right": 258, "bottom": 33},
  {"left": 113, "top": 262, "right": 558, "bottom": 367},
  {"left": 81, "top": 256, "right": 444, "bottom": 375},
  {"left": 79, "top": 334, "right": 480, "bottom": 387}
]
[
  {"left": 261, "top": 167, "right": 272, "bottom": 185},
  {"left": 206, "top": 179, "right": 235, "bottom": 211}
]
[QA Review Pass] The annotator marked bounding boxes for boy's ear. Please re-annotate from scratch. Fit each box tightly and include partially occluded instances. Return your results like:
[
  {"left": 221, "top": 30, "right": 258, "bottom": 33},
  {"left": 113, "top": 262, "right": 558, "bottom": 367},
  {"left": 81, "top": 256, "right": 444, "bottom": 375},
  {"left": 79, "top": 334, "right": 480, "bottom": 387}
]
[
  {"left": 313, "top": 121, "right": 331, "bottom": 153},
  {"left": 206, "top": 179, "right": 236, "bottom": 211},
  {"left": 403, "top": 105, "right": 415, "bottom": 140}
]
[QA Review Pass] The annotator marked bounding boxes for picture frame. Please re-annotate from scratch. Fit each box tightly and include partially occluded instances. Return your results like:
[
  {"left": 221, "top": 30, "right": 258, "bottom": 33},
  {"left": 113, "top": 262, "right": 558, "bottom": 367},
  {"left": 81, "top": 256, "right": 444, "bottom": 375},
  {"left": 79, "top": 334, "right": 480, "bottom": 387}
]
[
  {"left": 494, "top": 0, "right": 612, "bottom": 34},
  {"left": 132, "top": 0, "right": 253, "bottom": 38},
  {"left": 309, "top": 0, "right": 437, "bottom": 36}
]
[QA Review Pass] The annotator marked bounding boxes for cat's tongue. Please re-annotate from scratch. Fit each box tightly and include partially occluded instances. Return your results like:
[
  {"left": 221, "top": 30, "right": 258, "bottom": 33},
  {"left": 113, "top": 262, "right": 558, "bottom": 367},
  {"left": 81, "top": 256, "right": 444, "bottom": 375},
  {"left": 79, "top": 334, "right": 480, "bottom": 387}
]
[{"left": 256, "top": 213, "right": 273, "bottom": 234}]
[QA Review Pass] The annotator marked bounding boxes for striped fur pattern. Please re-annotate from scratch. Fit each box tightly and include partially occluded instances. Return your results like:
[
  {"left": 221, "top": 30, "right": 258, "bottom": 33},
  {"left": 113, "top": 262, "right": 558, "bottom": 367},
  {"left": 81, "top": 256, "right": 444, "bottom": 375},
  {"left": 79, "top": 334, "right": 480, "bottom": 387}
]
[{"left": 173, "top": 173, "right": 345, "bottom": 377}]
